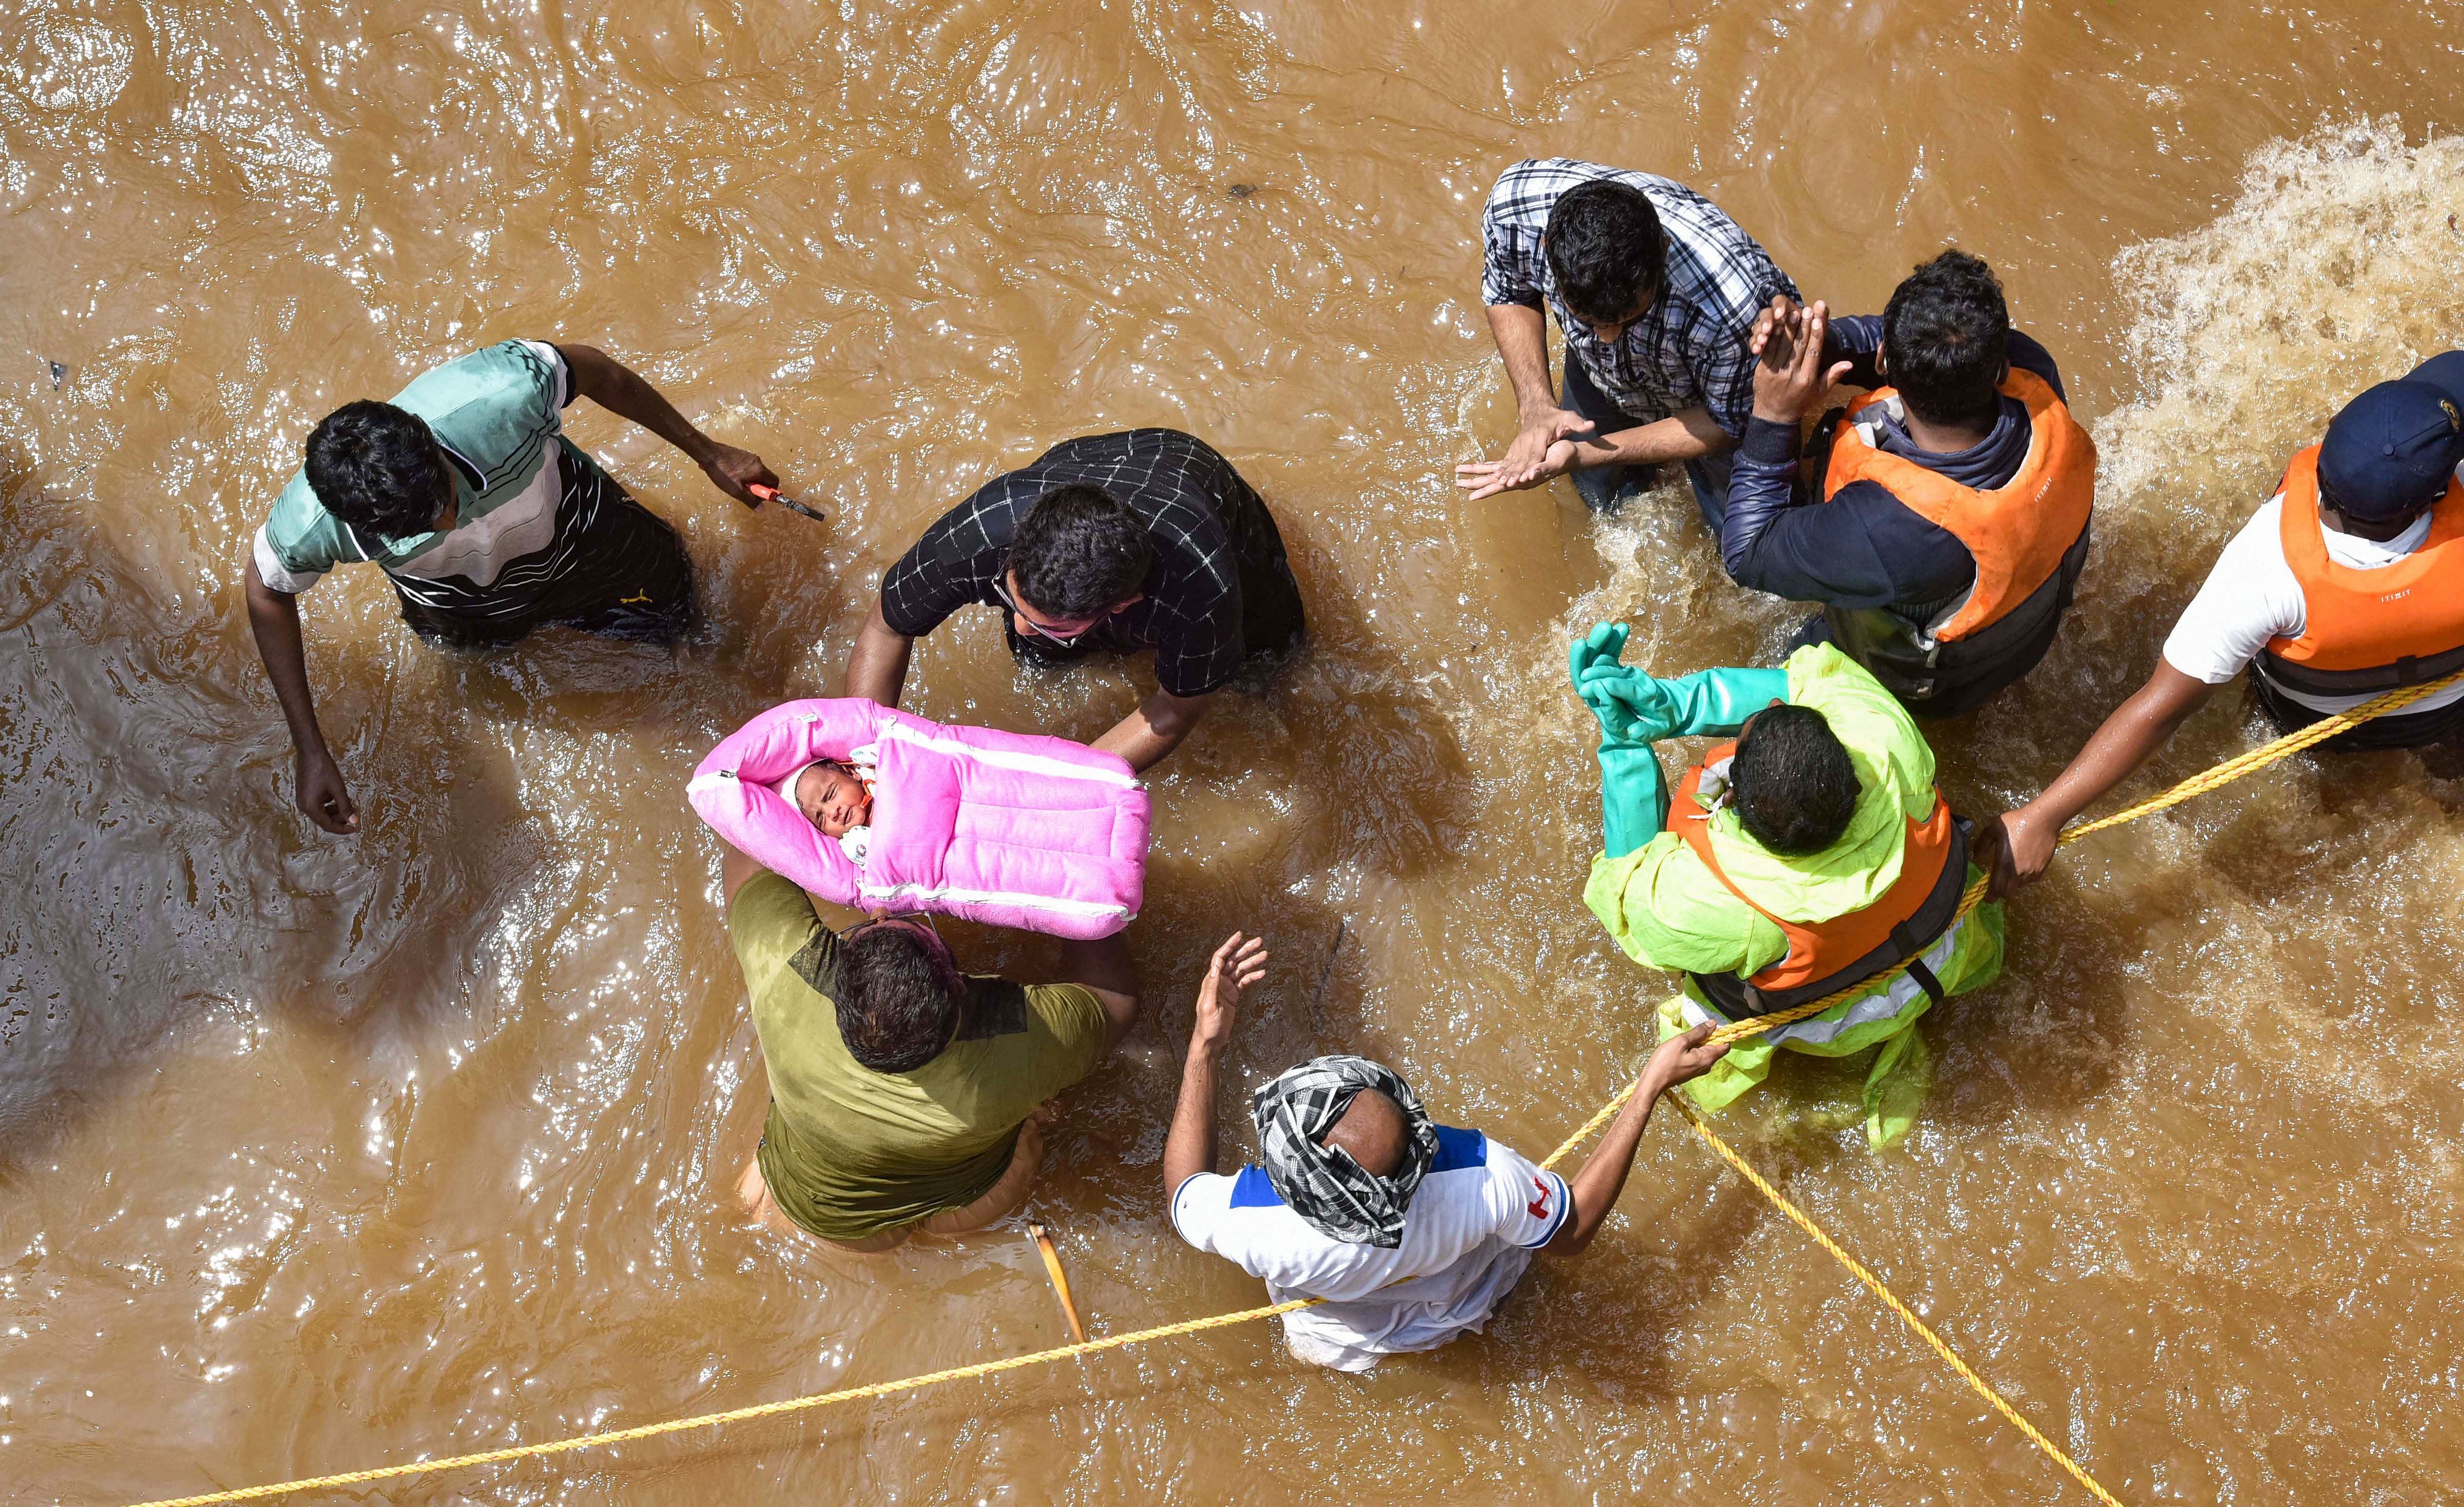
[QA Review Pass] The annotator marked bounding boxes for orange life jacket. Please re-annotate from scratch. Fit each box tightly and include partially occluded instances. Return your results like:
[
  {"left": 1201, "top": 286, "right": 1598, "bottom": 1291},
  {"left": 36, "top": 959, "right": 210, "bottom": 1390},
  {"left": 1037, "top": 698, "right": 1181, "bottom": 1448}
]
[
  {"left": 1820, "top": 369, "right": 2096, "bottom": 642},
  {"left": 2258, "top": 443, "right": 2464, "bottom": 693},
  {"left": 1670, "top": 742, "right": 1968, "bottom": 1018}
]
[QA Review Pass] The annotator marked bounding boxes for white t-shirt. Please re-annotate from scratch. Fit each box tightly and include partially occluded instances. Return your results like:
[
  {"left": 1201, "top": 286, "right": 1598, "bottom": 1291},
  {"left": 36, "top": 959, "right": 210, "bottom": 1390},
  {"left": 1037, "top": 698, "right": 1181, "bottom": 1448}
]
[
  {"left": 1170, "top": 1124, "right": 1571, "bottom": 1372},
  {"left": 2161, "top": 493, "right": 2464, "bottom": 716}
]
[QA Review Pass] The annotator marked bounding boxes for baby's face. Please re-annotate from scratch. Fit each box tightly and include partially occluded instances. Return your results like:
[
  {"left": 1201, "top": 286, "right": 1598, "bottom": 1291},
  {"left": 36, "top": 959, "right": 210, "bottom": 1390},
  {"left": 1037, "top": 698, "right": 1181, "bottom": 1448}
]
[{"left": 794, "top": 762, "right": 873, "bottom": 837}]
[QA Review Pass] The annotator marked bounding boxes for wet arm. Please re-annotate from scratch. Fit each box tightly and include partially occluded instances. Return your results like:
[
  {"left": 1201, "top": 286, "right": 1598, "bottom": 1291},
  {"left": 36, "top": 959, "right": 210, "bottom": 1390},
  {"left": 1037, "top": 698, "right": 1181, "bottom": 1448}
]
[
  {"left": 559, "top": 342, "right": 776, "bottom": 505},
  {"left": 1486, "top": 302, "right": 1561, "bottom": 423},
  {"left": 2020, "top": 663, "right": 2215, "bottom": 829},
  {"left": 1569, "top": 406, "right": 1731, "bottom": 471},
  {"left": 1057, "top": 931, "right": 1143, "bottom": 1051},
  {"left": 845, "top": 597, "right": 916, "bottom": 707},
  {"left": 1547, "top": 1027, "right": 1722, "bottom": 1254},
  {"left": 1161, "top": 1012, "right": 1224, "bottom": 1206},
  {"left": 244, "top": 558, "right": 355, "bottom": 833},
  {"left": 719, "top": 836, "right": 768, "bottom": 907},
  {"left": 1546, "top": 1064, "right": 1666, "bottom": 1254},
  {"left": 1995, "top": 663, "right": 2216, "bottom": 886},
  {"left": 1094, "top": 687, "right": 1213, "bottom": 773},
  {"left": 244, "top": 559, "right": 328, "bottom": 763}
]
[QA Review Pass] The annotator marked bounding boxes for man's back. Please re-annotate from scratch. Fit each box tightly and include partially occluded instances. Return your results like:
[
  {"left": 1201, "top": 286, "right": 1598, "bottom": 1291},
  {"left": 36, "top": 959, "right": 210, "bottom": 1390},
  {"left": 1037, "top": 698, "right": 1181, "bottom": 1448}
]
[
  {"left": 256, "top": 339, "right": 573, "bottom": 591},
  {"left": 728, "top": 873, "right": 1107, "bottom": 1240},
  {"left": 879, "top": 427, "right": 1264, "bottom": 697},
  {"left": 1171, "top": 1124, "right": 1568, "bottom": 1370}
]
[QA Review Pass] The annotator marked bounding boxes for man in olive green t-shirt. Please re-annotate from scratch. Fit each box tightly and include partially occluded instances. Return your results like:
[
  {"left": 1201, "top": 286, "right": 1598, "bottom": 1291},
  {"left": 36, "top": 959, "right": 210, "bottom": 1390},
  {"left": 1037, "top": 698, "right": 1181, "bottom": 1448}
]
[{"left": 719, "top": 841, "right": 1141, "bottom": 1251}]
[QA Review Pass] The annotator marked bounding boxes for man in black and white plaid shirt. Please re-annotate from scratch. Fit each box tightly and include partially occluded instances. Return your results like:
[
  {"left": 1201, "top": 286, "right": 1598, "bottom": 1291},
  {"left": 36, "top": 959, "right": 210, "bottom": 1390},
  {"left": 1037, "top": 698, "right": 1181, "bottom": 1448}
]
[
  {"left": 845, "top": 429, "right": 1305, "bottom": 771},
  {"left": 1455, "top": 158, "right": 1799, "bottom": 527}
]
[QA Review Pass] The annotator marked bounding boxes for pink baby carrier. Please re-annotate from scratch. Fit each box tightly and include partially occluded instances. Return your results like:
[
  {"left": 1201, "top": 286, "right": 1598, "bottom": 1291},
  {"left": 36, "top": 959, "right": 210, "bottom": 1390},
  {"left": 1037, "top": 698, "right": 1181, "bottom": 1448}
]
[{"left": 689, "top": 699, "right": 1150, "bottom": 939}]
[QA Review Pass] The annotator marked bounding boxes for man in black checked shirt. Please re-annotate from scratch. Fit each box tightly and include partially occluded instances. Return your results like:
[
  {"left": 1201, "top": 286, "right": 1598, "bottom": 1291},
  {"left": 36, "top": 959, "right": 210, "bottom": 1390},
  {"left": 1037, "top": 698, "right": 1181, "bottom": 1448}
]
[{"left": 845, "top": 429, "right": 1305, "bottom": 771}]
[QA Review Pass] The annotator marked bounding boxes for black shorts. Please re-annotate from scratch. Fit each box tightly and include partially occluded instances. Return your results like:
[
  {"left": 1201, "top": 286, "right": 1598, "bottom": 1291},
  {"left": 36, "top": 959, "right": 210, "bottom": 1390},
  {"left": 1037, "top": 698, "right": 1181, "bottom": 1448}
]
[{"left": 393, "top": 454, "right": 698, "bottom": 650}]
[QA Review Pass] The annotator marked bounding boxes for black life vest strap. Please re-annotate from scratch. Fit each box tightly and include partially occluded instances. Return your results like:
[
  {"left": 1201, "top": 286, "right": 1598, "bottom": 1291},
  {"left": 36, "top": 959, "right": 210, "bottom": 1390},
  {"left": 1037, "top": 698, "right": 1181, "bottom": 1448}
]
[
  {"left": 1889, "top": 916, "right": 1948, "bottom": 1005},
  {"left": 2258, "top": 637, "right": 2464, "bottom": 696}
]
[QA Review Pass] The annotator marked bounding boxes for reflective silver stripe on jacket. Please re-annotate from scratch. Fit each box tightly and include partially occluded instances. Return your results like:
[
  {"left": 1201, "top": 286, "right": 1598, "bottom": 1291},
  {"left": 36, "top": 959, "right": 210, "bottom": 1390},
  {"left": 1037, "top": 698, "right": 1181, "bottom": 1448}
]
[{"left": 1677, "top": 909, "right": 1970, "bottom": 1048}]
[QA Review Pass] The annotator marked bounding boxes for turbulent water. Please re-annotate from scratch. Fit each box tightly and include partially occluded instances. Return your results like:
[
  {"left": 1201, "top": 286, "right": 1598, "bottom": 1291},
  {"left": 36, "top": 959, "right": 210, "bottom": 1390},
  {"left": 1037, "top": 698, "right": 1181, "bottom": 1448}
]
[{"left": 6, "top": 4, "right": 2464, "bottom": 1502}]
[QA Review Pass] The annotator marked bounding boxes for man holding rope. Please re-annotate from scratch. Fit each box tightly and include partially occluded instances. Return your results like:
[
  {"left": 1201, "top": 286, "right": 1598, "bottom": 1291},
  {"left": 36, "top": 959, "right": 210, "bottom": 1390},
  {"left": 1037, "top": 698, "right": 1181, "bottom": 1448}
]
[
  {"left": 1162, "top": 933, "right": 1726, "bottom": 1371},
  {"left": 1990, "top": 356, "right": 2464, "bottom": 888}
]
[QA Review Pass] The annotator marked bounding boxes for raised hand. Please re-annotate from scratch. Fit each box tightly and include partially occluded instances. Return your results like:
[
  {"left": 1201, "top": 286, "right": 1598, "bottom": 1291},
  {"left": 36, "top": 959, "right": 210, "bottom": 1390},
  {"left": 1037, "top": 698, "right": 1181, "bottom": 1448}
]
[
  {"left": 1190, "top": 931, "right": 1269, "bottom": 1057},
  {"left": 1567, "top": 621, "right": 1632, "bottom": 685},
  {"left": 1568, "top": 622, "right": 1680, "bottom": 744},
  {"left": 1751, "top": 296, "right": 1853, "bottom": 426},
  {"left": 1577, "top": 664, "right": 1679, "bottom": 745},
  {"left": 1747, "top": 292, "right": 1800, "bottom": 358}
]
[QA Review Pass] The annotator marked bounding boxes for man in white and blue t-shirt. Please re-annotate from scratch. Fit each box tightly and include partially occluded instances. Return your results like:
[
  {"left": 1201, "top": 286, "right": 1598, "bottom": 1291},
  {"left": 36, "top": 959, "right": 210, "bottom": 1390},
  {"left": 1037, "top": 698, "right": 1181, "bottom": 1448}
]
[
  {"left": 1163, "top": 933, "right": 1726, "bottom": 1372},
  {"left": 241, "top": 339, "right": 785, "bottom": 833}
]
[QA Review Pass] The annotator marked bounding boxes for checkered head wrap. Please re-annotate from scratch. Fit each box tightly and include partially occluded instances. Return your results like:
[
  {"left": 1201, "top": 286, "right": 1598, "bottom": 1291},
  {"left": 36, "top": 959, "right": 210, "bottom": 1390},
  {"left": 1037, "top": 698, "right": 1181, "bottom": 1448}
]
[{"left": 1249, "top": 1056, "right": 1439, "bottom": 1248}]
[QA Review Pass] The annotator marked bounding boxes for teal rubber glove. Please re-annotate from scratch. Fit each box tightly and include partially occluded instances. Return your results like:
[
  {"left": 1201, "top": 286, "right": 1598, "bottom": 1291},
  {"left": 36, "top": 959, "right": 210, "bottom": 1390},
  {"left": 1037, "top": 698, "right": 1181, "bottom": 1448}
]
[
  {"left": 1589, "top": 664, "right": 1784, "bottom": 854},
  {"left": 1568, "top": 622, "right": 1631, "bottom": 692},
  {"left": 1572, "top": 623, "right": 1670, "bottom": 852},
  {"left": 1589, "top": 665, "right": 1790, "bottom": 738},
  {"left": 1597, "top": 741, "right": 1669, "bottom": 858},
  {"left": 1570, "top": 622, "right": 1677, "bottom": 745}
]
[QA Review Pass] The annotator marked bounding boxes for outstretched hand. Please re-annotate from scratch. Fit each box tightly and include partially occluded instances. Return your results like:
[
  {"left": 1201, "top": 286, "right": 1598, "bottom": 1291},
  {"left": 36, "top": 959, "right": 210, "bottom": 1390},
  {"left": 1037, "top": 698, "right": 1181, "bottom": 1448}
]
[
  {"left": 1749, "top": 294, "right": 1853, "bottom": 426},
  {"left": 1189, "top": 931, "right": 1268, "bottom": 1057},
  {"left": 1644, "top": 1022, "right": 1727, "bottom": 1090},
  {"left": 1977, "top": 806, "right": 2060, "bottom": 897},
  {"left": 699, "top": 443, "right": 781, "bottom": 508},
  {"left": 1457, "top": 406, "right": 1599, "bottom": 500}
]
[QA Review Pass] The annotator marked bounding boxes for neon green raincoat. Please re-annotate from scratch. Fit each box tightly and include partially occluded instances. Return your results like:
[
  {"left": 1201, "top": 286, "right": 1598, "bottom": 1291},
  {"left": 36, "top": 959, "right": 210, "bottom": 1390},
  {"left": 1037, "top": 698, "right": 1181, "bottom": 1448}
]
[{"left": 1570, "top": 630, "right": 2003, "bottom": 1147}]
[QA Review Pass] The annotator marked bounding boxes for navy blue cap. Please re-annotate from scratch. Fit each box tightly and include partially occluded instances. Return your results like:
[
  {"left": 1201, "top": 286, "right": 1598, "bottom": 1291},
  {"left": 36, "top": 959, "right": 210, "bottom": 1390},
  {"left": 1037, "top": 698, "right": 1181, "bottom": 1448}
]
[{"left": 2318, "top": 378, "right": 2464, "bottom": 521}]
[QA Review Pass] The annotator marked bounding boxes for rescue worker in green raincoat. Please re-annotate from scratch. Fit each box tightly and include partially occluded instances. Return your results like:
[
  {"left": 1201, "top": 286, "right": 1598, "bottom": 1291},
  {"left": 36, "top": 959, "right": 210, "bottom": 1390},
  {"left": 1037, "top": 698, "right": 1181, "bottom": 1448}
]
[{"left": 1570, "top": 626, "right": 2005, "bottom": 1146}]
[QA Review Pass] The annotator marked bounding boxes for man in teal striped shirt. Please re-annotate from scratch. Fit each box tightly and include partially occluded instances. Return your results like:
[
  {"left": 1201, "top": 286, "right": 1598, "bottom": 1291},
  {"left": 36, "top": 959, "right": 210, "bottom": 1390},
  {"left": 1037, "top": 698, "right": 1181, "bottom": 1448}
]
[{"left": 242, "top": 339, "right": 781, "bottom": 833}]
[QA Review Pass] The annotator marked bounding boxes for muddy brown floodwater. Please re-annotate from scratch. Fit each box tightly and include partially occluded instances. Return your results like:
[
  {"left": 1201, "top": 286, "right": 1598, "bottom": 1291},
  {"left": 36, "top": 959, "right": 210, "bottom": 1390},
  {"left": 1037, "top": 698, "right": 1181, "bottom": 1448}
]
[{"left": 7, "top": 2, "right": 2464, "bottom": 1502}]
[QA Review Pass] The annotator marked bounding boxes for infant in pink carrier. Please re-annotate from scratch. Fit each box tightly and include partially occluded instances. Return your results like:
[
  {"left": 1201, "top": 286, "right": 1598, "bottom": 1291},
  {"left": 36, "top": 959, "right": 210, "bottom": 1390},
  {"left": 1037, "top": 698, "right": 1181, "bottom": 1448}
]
[{"left": 689, "top": 698, "right": 1150, "bottom": 939}]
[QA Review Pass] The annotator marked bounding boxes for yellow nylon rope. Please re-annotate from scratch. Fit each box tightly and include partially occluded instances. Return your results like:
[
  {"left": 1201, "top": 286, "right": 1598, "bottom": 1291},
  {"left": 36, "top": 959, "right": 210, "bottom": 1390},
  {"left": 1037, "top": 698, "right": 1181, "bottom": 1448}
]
[
  {"left": 123, "top": 666, "right": 2464, "bottom": 1507},
  {"left": 1671, "top": 1099, "right": 2126, "bottom": 1507}
]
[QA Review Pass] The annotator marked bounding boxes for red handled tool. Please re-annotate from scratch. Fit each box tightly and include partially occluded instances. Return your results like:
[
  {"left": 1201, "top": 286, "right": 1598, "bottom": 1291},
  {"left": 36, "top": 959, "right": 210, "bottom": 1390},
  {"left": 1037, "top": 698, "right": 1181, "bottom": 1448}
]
[{"left": 748, "top": 482, "right": 827, "bottom": 523}]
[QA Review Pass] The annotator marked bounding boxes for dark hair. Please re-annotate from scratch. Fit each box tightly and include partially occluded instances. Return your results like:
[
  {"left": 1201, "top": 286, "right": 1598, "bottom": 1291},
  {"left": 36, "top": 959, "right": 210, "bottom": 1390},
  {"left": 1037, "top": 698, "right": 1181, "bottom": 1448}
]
[
  {"left": 1881, "top": 249, "right": 2011, "bottom": 429},
  {"left": 1543, "top": 181, "right": 1667, "bottom": 325},
  {"left": 1730, "top": 705, "right": 1860, "bottom": 855},
  {"left": 1009, "top": 483, "right": 1151, "bottom": 619},
  {"left": 304, "top": 400, "right": 451, "bottom": 543},
  {"left": 832, "top": 926, "right": 962, "bottom": 1074}
]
